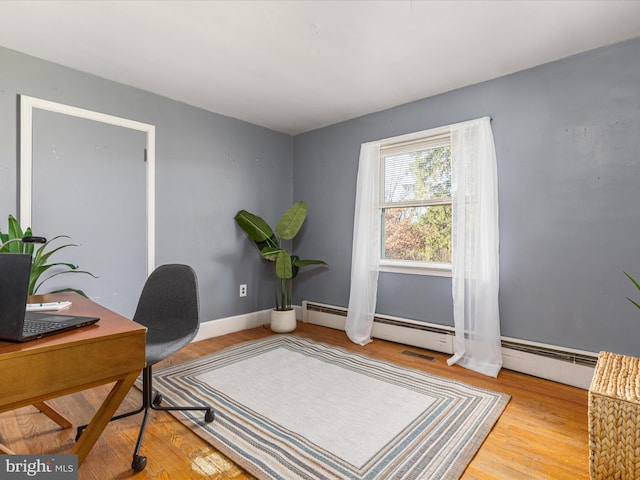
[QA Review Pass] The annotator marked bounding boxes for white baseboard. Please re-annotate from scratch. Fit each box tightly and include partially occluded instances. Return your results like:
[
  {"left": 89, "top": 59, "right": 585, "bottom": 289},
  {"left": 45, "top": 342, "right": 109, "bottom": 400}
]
[
  {"left": 193, "top": 310, "right": 269, "bottom": 342},
  {"left": 372, "top": 320, "right": 455, "bottom": 354},
  {"left": 193, "top": 305, "right": 303, "bottom": 342},
  {"left": 501, "top": 345, "right": 595, "bottom": 389},
  {"left": 301, "top": 307, "right": 456, "bottom": 354}
]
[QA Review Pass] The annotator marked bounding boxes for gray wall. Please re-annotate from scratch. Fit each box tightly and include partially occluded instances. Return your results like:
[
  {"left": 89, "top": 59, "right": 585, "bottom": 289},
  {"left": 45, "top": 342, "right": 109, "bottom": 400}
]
[
  {"left": 3, "top": 37, "right": 640, "bottom": 357},
  {"left": 0, "top": 46, "right": 293, "bottom": 321},
  {"left": 293, "top": 37, "right": 640, "bottom": 356}
]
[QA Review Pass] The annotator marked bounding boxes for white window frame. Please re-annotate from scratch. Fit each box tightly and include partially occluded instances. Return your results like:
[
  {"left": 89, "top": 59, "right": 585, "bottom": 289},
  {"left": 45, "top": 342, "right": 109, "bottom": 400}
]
[{"left": 377, "top": 125, "right": 452, "bottom": 277}]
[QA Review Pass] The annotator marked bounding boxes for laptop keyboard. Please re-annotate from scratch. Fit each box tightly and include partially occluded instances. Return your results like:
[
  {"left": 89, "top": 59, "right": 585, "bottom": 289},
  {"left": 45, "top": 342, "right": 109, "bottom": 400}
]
[{"left": 23, "top": 319, "right": 67, "bottom": 334}]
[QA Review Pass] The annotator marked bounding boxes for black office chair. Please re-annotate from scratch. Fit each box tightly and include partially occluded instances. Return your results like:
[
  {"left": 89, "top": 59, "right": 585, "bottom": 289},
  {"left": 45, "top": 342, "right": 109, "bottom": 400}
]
[{"left": 77, "top": 264, "right": 214, "bottom": 472}]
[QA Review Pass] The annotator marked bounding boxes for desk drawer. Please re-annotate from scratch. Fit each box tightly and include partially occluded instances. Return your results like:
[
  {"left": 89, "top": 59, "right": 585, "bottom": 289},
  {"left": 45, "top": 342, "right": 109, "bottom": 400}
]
[{"left": 0, "top": 332, "right": 145, "bottom": 412}]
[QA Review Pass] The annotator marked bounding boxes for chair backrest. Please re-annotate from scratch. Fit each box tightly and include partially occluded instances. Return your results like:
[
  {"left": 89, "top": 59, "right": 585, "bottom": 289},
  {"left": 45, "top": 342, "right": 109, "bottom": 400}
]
[{"left": 133, "top": 264, "right": 200, "bottom": 337}]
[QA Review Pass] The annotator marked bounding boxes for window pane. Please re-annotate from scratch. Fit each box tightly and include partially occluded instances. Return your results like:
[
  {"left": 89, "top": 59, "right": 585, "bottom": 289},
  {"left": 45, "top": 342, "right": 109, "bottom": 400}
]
[
  {"left": 383, "top": 146, "right": 451, "bottom": 203},
  {"left": 382, "top": 205, "right": 452, "bottom": 263}
]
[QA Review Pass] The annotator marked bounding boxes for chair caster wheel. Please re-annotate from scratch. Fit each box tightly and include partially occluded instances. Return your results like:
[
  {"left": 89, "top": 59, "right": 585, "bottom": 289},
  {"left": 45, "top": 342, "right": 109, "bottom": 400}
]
[
  {"left": 132, "top": 455, "right": 147, "bottom": 472},
  {"left": 205, "top": 408, "right": 215, "bottom": 423},
  {"left": 152, "top": 392, "right": 163, "bottom": 406}
]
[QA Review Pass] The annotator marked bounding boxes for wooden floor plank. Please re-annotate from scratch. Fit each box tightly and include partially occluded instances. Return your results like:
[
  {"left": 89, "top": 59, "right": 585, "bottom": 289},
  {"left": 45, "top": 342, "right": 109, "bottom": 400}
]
[{"left": 0, "top": 322, "right": 589, "bottom": 479}]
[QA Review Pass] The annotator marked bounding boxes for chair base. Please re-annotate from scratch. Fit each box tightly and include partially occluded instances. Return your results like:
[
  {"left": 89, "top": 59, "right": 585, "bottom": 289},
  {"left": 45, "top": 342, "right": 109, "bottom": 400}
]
[{"left": 77, "top": 364, "right": 214, "bottom": 472}]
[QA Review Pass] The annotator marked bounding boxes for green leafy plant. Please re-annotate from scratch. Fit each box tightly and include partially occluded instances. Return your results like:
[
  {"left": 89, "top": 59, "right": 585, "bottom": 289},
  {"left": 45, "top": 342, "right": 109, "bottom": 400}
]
[
  {"left": 234, "top": 201, "right": 327, "bottom": 311},
  {"left": 0, "top": 214, "right": 95, "bottom": 296},
  {"left": 624, "top": 271, "right": 640, "bottom": 310}
]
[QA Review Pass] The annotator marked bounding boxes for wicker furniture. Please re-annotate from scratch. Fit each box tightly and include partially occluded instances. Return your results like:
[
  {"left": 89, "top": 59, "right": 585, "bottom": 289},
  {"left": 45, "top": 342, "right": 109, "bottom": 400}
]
[{"left": 589, "top": 351, "right": 640, "bottom": 480}]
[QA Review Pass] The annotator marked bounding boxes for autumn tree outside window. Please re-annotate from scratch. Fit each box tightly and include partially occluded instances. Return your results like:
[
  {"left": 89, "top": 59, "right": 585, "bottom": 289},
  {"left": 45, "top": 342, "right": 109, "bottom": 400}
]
[{"left": 379, "top": 132, "right": 452, "bottom": 276}]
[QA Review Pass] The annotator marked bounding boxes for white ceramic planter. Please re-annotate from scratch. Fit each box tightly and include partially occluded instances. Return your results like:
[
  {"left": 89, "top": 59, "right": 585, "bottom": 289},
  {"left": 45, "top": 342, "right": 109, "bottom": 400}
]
[{"left": 270, "top": 309, "right": 297, "bottom": 333}]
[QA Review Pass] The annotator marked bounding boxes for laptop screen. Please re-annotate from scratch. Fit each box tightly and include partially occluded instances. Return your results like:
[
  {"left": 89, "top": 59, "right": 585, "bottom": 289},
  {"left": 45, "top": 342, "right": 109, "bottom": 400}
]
[{"left": 0, "top": 253, "right": 32, "bottom": 340}]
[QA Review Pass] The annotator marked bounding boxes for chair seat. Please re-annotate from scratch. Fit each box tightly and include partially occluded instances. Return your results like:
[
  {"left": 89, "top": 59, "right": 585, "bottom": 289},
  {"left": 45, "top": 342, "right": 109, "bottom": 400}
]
[{"left": 145, "top": 328, "right": 196, "bottom": 365}]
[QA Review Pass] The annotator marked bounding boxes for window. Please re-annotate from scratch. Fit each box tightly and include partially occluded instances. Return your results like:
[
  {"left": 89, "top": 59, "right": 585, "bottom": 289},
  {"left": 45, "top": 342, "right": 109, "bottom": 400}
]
[{"left": 379, "top": 131, "right": 452, "bottom": 276}]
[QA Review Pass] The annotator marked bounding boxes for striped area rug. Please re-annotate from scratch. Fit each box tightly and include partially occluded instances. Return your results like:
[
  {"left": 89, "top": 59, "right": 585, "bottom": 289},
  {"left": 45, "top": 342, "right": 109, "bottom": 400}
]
[{"left": 153, "top": 335, "right": 509, "bottom": 480}]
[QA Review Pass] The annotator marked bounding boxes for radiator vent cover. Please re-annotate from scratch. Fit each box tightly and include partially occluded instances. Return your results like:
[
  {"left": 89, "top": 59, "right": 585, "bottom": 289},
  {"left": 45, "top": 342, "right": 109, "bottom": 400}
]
[
  {"left": 501, "top": 340, "right": 597, "bottom": 367},
  {"left": 305, "top": 303, "right": 348, "bottom": 317},
  {"left": 304, "top": 302, "right": 455, "bottom": 335}
]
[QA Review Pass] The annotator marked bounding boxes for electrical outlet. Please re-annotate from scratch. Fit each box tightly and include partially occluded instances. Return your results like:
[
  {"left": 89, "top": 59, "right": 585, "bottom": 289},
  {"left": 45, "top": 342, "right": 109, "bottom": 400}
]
[{"left": 239, "top": 284, "right": 247, "bottom": 297}]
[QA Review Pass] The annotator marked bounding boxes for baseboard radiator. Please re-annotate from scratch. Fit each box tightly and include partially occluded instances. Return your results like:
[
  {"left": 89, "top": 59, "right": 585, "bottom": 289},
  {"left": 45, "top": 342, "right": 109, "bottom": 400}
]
[{"left": 302, "top": 300, "right": 596, "bottom": 389}]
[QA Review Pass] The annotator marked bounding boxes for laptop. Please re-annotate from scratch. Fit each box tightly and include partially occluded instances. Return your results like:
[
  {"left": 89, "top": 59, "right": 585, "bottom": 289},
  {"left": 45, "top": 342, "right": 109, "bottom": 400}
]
[{"left": 0, "top": 253, "right": 99, "bottom": 342}]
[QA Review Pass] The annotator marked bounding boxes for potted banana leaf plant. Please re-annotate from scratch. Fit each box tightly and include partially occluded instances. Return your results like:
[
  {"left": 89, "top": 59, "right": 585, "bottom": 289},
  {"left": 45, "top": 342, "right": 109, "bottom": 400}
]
[
  {"left": 0, "top": 214, "right": 95, "bottom": 296},
  {"left": 234, "top": 201, "right": 326, "bottom": 332}
]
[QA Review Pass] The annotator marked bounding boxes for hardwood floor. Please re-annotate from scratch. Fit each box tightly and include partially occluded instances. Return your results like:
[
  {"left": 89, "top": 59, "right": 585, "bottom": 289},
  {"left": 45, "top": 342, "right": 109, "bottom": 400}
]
[{"left": 0, "top": 322, "right": 590, "bottom": 479}]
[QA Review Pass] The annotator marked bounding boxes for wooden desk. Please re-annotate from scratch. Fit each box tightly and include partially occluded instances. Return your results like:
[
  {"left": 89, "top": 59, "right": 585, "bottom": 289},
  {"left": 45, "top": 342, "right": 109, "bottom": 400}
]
[{"left": 0, "top": 292, "right": 146, "bottom": 464}]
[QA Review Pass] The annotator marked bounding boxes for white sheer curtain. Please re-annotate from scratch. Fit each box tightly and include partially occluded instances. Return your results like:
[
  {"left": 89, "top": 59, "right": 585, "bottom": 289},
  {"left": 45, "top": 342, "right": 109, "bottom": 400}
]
[
  {"left": 446, "top": 116, "right": 502, "bottom": 377},
  {"left": 346, "top": 118, "right": 502, "bottom": 376},
  {"left": 345, "top": 142, "right": 381, "bottom": 345}
]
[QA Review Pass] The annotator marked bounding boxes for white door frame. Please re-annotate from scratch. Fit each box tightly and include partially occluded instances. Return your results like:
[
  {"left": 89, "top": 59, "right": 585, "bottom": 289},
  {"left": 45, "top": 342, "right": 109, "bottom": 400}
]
[{"left": 19, "top": 95, "right": 156, "bottom": 275}]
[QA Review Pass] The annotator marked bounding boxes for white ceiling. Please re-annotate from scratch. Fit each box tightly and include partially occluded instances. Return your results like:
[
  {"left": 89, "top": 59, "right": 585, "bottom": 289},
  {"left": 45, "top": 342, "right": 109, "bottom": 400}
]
[{"left": 1, "top": 1, "right": 640, "bottom": 135}]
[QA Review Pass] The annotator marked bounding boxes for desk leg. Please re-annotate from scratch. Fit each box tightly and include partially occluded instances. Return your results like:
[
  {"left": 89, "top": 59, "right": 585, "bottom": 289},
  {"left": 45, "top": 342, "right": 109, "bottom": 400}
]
[
  {"left": 70, "top": 370, "right": 139, "bottom": 464},
  {"left": 34, "top": 402, "right": 73, "bottom": 429}
]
